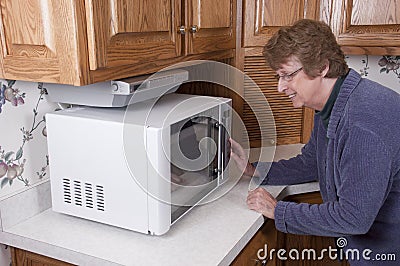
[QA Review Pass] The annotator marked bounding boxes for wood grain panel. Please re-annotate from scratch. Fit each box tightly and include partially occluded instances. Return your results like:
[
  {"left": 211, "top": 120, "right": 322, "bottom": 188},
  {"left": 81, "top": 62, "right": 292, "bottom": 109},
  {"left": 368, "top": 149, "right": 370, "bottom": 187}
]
[
  {"left": 3, "top": 58, "right": 60, "bottom": 81},
  {"left": 243, "top": 0, "right": 320, "bottom": 47},
  {"left": 113, "top": 0, "right": 171, "bottom": 33},
  {"left": 0, "top": 0, "right": 55, "bottom": 58},
  {"left": 89, "top": 49, "right": 235, "bottom": 83},
  {"left": 351, "top": 0, "right": 399, "bottom": 25},
  {"left": 11, "top": 246, "right": 75, "bottom": 266},
  {"left": 187, "top": 0, "right": 235, "bottom": 54},
  {"left": 302, "top": 107, "right": 314, "bottom": 143},
  {"left": 0, "top": 30, "right": 4, "bottom": 78},
  {"left": 319, "top": 0, "right": 333, "bottom": 24},
  {"left": 0, "top": 0, "right": 89, "bottom": 85},
  {"left": 263, "top": 0, "right": 304, "bottom": 27},
  {"left": 231, "top": 219, "right": 278, "bottom": 266},
  {"left": 85, "top": 0, "right": 181, "bottom": 70},
  {"left": 244, "top": 56, "right": 304, "bottom": 147},
  {"left": 194, "top": 0, "right": 231, "bottom": 28},
  {"left": 324, "top": 0, "right": 400, "bottom": 54}
]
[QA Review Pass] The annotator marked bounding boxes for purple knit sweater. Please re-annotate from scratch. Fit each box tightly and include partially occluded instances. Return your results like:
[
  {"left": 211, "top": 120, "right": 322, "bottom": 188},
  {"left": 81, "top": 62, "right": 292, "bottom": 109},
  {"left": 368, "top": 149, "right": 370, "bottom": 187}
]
[{"left": 256, "top": 69, "right": 400, "bottom": 265}]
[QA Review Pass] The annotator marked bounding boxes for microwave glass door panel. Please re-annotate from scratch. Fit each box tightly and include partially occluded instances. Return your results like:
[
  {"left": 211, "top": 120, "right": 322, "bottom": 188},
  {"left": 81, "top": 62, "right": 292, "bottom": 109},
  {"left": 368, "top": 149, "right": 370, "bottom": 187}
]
[{"left": 170, "top": 107, "right": 221, "bottom": 223}]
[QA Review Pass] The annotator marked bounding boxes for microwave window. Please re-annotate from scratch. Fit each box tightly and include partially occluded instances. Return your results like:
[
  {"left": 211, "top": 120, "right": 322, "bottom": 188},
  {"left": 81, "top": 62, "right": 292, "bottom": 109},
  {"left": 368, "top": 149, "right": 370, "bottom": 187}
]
[{"left": 170, "top": 115, "right": 219, "bottom": 222}]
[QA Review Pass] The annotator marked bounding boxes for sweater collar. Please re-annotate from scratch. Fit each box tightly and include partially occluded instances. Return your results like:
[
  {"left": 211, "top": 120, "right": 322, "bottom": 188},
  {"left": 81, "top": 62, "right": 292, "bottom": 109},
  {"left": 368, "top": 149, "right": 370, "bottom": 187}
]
[
  {"left": 327, "top": 69, "right": 362, "bottom": 139},
  {"left": 316, "top": 74, "right": 346, "bottom": 130}
]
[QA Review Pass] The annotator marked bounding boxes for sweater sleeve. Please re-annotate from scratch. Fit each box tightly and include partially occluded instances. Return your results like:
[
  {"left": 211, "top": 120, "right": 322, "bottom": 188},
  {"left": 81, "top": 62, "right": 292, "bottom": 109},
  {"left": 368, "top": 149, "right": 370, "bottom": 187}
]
[
  {"left": 256, "top": 117, "right": 320, "bottom": 186},
  {"left": 274, "top": 127, "right": 392, "bottom": 236}
]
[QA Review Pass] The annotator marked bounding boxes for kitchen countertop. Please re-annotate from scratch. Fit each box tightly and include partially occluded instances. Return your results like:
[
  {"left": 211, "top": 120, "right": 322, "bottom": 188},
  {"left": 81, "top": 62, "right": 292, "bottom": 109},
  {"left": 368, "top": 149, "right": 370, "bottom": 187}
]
[{"left": 0, "top": 144, "right": 319, "bottom": 266}]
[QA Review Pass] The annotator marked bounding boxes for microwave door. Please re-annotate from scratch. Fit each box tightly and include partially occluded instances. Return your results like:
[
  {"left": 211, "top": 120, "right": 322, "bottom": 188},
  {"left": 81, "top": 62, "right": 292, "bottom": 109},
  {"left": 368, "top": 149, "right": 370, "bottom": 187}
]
[{"left": 170, "top": 114, "right": 219, "bottom": 223}]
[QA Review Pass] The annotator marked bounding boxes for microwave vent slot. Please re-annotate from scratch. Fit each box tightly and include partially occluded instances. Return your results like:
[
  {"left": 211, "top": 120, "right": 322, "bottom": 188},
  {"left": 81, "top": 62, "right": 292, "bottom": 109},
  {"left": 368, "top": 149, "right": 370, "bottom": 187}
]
[
  {"left": 73, "top": 180, "right": 83, "bottom": 206},
  {"left": 96, "top": 185, "right": 105, "bottom": 211},
  {"left": 62, "top": 178, "right": 72, "bottom": 204},
  {"left": 61, "top": 178, "right": 105, "bottom": 211},
  {"left": 85, "top": 183, "right": 94, "bottom": 209}
]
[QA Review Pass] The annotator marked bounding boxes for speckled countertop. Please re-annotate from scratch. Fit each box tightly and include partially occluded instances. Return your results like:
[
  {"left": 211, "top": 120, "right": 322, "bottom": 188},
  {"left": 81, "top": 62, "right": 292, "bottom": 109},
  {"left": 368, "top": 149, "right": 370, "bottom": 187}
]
[{"left": 0, "top": 144, "right": 319, "bottom": 266}]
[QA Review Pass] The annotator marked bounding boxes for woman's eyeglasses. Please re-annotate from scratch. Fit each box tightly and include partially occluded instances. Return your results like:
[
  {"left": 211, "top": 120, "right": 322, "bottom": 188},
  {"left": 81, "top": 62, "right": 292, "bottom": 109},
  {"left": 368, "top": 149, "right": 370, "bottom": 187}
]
[{"left": 275, "top": 67, "right": 303, "bottom": 82}]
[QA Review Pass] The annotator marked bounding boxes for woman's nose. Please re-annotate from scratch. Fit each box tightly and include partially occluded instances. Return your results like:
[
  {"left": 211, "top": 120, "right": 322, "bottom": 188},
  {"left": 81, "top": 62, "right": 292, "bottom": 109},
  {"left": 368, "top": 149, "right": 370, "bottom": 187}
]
[{"left": 277, "top": 79, "right": 287, "bottom": 93}]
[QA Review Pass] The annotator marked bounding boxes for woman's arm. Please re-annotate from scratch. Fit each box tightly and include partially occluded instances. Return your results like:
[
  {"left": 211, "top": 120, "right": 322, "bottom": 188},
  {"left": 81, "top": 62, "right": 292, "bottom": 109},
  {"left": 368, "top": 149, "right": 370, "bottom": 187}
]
[{"left": 274, "top": 127, "right": 393, "bottom": 236}]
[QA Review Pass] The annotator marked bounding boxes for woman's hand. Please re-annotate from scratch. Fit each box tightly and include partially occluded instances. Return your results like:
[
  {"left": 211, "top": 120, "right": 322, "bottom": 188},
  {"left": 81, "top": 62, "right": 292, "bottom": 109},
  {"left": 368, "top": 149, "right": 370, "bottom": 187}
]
[
  {"left": 229, "top": 138, "right": 258, "bottom": 178},
  {"left": 247, "top": 187, "right": 277, "bottom": 219}
]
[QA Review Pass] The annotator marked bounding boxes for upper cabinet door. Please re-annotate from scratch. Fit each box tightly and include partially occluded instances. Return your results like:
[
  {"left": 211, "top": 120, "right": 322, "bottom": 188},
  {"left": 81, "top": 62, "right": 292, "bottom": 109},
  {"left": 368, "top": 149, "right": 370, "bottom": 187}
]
[
  {"left": 85, "top": 0, "right": 182, "bottom": 70},
  {"left": 243, "top": 0, "right": 320, "bottom": 47},
  {"left": 324, "top": 0, "right": 400, "bottom": 55},
  {"left": 186, "top": 0, "right": 235, "bottom": 54},
  {"left": 0, "top": 0, "right": 235, "bottom": 85},
  {"left": 0, "top": 0, "right": 89, "bottom": 85}
]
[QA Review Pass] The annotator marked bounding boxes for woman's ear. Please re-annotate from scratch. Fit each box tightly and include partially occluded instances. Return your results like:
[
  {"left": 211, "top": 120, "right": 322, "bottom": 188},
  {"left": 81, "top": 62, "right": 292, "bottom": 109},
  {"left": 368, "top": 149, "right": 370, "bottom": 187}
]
[{"left": 321, "top": 62, "right": 330, "bottom": 77}]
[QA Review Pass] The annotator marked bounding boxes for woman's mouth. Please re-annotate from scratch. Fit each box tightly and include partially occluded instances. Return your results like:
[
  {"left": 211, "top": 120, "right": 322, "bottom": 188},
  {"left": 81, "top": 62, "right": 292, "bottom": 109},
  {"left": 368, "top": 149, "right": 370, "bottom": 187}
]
[{"left": 288, "top": 93, "right": 297, "bottom": 99}]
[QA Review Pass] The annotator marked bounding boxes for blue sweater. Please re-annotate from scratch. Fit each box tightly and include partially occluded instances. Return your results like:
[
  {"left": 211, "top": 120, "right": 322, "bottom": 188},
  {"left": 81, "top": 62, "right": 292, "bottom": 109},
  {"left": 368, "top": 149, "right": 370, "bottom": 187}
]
[{"left": 256, "top": 69, "right": 400, "bottom": 265}]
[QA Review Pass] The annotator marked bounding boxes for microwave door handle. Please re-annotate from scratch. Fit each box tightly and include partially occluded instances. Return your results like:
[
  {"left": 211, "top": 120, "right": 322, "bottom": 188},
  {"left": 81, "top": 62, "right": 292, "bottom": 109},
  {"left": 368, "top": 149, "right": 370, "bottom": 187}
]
[{"left": 217, "top": 122, "right": 225, "bottom": 185}]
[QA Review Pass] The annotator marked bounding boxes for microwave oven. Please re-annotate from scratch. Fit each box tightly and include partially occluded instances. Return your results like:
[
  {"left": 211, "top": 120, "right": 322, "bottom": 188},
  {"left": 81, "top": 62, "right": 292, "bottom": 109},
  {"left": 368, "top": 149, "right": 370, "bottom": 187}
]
[{"left": 46, "top": 93, "right": 232, "bottom": 235}]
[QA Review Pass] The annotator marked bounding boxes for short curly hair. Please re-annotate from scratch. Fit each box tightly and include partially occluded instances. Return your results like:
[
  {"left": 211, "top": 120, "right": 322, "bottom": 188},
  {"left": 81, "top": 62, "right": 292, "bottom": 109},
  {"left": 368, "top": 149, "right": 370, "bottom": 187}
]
[{"left": 263, "top": 19, "right": 348, "bottom": 78}]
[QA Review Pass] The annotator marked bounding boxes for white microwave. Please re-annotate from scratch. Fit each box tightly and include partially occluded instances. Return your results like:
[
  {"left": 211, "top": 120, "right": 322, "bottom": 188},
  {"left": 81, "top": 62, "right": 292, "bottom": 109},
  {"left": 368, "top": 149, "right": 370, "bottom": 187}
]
[{"left": 46, "top": 93, "right": 232, "bottom": 235}]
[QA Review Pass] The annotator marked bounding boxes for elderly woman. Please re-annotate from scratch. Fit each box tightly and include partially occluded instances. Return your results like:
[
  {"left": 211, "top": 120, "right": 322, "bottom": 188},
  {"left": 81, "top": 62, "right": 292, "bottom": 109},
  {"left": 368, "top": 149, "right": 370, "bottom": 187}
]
[{"left": 230, "top": 19, "right": 400, "bottom": 265}]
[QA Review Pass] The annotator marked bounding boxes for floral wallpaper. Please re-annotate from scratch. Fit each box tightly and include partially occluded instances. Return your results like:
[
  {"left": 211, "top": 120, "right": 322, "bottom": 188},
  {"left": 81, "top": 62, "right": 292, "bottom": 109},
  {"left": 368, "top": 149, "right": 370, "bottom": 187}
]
[
  {"left": 0, "top": 81, "right": 55, "bottom": 196},
  {"left": 0, "top": 55, "right": 399, "bottom": 265},
  {"left": 346, "top": 55, "right": 400, "bottom": 94}
]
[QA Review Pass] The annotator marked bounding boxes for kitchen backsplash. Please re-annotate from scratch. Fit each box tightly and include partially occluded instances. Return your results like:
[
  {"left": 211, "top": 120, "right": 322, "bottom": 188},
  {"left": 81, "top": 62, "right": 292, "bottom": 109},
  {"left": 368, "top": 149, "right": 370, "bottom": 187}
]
[{"left": 0, "top": 55, "right": 399, "bottom": 264}]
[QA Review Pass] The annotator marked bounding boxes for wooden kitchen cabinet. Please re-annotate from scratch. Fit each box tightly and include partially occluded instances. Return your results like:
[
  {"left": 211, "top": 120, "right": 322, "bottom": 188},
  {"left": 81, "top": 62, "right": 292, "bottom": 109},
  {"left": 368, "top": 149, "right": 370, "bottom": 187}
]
[
  {"left": 86, "top": 0, "right": 235, "bottom": 68},
  {"left": 0, "top": 0, "right": 89, "bottom": 85},
  {"left": 231, "top": 192, "right": 349, "bottom": 266},
  {"left": 231, "top": 219, "right": 278, "bottom": 266},
  {"left": 241, "top": 0, "right": 320, "bottom": 146},
  {"left": 321, "top": 0, "right": 400, "bottom": 55},
  {"left": 243, "top": 0, "right": 400, "bottom": 54},
  {"left": 186, "top": 0, "right": 236, "bottom": 55},
  {"left": 243, "top": 0, "right": 321, "bottom": 48},
  {"left": 85, "top": 0, "right": 183, "bottom": 71},
  {"left": 10, "top": 246, "right": 75, "bottom": 266},
  {"left": 0, "top": 0, "right": 235, "bottom": 86}
]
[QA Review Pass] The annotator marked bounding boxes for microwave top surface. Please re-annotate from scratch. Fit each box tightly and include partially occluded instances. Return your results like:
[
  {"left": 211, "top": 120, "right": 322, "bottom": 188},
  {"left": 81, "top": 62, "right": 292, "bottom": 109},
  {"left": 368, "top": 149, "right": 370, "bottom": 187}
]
[{"left": 46, "top": 93, "right": 231, "bottom": 127}]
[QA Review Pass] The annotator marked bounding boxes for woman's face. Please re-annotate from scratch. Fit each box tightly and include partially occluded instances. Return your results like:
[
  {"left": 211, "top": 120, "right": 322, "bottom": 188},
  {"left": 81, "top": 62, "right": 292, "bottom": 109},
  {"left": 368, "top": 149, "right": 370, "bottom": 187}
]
[{"left": 276, "top": 59, "right": 330, "bottom": 111}]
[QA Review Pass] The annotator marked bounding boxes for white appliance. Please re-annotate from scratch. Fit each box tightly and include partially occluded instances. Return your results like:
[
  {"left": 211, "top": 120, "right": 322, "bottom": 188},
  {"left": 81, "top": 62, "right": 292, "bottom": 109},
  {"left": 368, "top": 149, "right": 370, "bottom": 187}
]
[{"left": 46, "top": 93, "right": 231, "bottom": 235}]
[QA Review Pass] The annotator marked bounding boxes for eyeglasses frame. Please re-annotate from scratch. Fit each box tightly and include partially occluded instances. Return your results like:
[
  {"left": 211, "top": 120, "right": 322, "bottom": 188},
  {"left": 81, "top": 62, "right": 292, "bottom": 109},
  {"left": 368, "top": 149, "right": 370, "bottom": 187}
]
[{"left": 275, "top": 67, "right": 303, "bottom": 82}]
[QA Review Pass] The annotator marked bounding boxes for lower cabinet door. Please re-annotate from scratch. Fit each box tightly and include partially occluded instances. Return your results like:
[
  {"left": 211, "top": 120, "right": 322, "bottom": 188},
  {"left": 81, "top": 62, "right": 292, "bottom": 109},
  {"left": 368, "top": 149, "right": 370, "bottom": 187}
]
[
  {"left": 11, "top": 247, "right": 74, "bottom": 266},
  {"left": 231, "top": 192, "right": 349, "bottom": 266},
  {"left": 231, "top": 219, "right": 278, "bottom": 266}
]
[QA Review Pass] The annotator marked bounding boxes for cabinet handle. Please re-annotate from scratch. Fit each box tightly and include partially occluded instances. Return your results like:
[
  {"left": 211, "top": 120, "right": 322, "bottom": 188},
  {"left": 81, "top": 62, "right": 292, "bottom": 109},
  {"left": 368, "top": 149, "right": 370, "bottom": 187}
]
[
  {"left": 190, "top": 25, "right": 199, "bottom": 33},
  {"left": 178, "top": 26, "right": 186, "bottom": 35}
]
